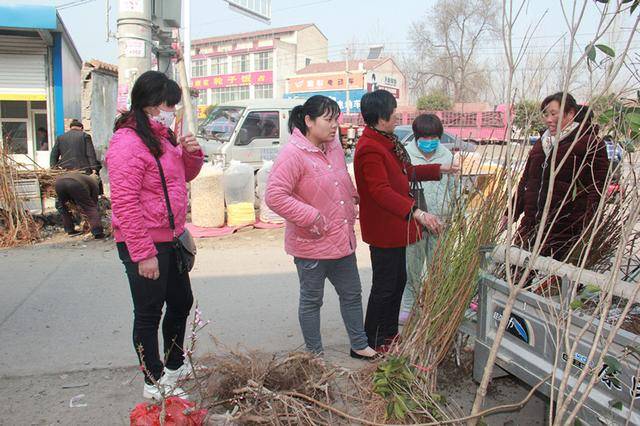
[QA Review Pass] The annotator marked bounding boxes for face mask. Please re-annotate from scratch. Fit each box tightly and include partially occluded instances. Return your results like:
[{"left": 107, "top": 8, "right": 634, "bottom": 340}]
[
  {"left": 149, "top": 108, "right": 175, "bottom": 129},
  {"left": 417, "top": 137, "right": 440, "bottom": 153}
]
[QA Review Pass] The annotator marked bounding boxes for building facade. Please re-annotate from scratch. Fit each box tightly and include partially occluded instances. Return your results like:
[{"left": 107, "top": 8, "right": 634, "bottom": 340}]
[
  {"left": 0, "top": 4, "right": 82, "bottom": 168},
  {"left": 190, "top": 24, "right": 328, "bottom": 118},
  {"left": 285, "top": 58, "right": 407, "bottom": 113}
]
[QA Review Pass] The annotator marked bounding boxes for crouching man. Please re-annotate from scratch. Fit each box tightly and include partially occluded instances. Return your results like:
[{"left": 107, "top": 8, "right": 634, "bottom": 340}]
[{"left": 54, "top": 172, "right": 104, "bottom": 239}]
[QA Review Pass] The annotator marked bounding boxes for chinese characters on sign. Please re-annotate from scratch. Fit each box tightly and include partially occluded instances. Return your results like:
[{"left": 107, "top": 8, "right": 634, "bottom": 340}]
[
  {"left": 191, "top": 71, "right": 273, "bottom": 89},
  {"left": 287, "top": 73, "right": 365, "bottom": 93}
]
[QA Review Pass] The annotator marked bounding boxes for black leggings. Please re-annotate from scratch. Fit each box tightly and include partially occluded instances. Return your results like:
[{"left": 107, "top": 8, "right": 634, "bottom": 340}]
[{"left": 117, "top": 242, "right": 194, "bottom": 384}]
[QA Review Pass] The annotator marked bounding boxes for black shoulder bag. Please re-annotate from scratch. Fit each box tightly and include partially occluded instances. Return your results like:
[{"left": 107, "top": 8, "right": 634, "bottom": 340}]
[
  {"left": 154, "top": 157, "right": 197, "bottom": 274},
  {"left": 410, "top": 167, "right": 428, "bottom": 212}
]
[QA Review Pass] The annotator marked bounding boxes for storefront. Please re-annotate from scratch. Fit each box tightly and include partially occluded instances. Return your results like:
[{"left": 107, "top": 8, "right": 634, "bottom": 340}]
[{"left": 0, "top": 4, "right": 82, "bottom": 168}]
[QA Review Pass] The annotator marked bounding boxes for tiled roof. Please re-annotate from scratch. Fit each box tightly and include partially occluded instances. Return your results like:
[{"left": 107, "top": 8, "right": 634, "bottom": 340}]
[
  {"left": 84, "top": 59, "right": 118, "bottom": 75},
  {"left": 193, "top": 24, "right": 323, "bottom": 45},
  {"left": 295, "top": 59, "right": 388, "bottom": 74}
]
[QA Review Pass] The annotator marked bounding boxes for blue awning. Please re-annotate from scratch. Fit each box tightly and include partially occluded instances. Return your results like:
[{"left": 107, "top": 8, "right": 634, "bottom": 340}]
[{"left": 0, "top": 4, "right": 57, "bottom": 30}]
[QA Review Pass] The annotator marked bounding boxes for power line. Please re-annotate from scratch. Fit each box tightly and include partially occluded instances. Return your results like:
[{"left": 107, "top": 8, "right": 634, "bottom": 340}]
[{"left": 56, "top": 0, "right": 97, "bottom": 10}]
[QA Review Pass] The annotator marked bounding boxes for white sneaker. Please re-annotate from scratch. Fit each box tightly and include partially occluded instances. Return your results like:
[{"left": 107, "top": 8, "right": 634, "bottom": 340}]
[
  {"left": 162, "top": 362, "right": 194, "bottom": 386},
  {"left": 142, "top": 382, "right": 188, "bottom": 400}
]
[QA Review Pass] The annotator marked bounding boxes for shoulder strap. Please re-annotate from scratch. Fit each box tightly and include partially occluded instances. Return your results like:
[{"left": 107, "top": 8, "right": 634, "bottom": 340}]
[{"left": 154, "top": 156, "right": 176, "bottom": 232}]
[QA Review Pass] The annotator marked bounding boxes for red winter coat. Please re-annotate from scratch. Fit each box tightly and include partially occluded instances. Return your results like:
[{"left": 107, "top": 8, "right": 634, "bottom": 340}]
[
  {"left": 513, "top": 124, "right": 609, "bottom": 259},
  {"left": 354, "top": 127, "right": 441, "bottom": 248}
]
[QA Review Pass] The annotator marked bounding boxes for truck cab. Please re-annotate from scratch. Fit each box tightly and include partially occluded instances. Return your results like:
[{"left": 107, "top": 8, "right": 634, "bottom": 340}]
[{"left": 197, "top": 99, "right": 302, "bottom": 169}]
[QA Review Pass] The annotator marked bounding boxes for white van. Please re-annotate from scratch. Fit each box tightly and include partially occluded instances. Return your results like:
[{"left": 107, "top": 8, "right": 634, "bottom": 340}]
[{"left": 197, "top": 98, "right": 303, "bottom": 169}]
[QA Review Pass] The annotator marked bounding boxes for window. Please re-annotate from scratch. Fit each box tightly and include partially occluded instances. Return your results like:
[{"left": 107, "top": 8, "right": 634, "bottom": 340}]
[
  {"left": 33, "top": 113, "right": 49, "bottom": 151},
  {"left": 236, "top": 111, "right": 280, "bottom": 146},
  {"left": 254, "top": 51, "right": 273, "bottom": 71},
  {"left": 232, "top": 54, "right": 250, "bottom": 73},
  {"left": 305, "top": 58, "right": 312, "bottom": 67},
  {"left": 196, "top": 91, "right": 208, "bottom": 106},
  {"left": 211, "top": 56, "right": 227, "bottom": 75},
  {"left": 1, "top": 101, "right": 28, "bottom": 119},
  {"left": 192, "top": 59, "right": 207, "bottom": 77},
  {"left": 211, "top": 86, "right": 250, "bottom": 104},
  {"left": 1, "top": 100, "right": 29, "bottom": 154},
  {"left": 255, "top": 84, "right": 273, "bottom": 99}
]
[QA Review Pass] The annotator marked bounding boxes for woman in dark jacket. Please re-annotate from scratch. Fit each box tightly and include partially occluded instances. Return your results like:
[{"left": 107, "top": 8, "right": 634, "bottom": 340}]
[
  {"left": 354, "top": 90, "right": 459, "bottom": 350},
  {"left": 509, "top": 92, "right": 609, "bottom": 261}
]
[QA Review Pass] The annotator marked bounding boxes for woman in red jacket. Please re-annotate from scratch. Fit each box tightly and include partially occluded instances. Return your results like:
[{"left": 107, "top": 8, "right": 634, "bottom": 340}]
[{"left": 354, "top": 90, "right": 459, "bottom": 350}]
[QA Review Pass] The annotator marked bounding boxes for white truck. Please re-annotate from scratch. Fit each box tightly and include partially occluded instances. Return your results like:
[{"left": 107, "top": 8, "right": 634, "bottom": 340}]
[{"left": 197, "top": 99, "right": 303, "bottom": 169}]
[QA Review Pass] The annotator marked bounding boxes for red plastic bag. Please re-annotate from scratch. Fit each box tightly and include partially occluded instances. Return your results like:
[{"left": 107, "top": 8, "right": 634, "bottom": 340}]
[{"left": 130, "top": 396, "right": 207, "bottom": 426}]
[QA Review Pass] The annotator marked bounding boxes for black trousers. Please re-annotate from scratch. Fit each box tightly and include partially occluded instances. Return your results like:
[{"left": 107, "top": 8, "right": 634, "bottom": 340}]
[
  {"left": 117, "top": 242, "right": 194, "bottom": 384},
  {"left": 364, "top": 246, "right": 407, "bottom": 347},
  {"left": 55, "top": 178, "right": 103, "bottom": 236}
]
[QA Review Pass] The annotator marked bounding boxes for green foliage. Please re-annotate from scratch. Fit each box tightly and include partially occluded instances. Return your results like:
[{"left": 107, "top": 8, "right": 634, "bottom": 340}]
[
  {"left": 417, "top": 91, "right": 453, "bottom": 111},
  {"left": 611, "top": 400, "right": 623, "bottom": 410},
  {"left": 372, "top": 357, "right": 446, "bottom": 422},
  {"left": 513, "top": 100, "right": 545, "bottom": 133}
]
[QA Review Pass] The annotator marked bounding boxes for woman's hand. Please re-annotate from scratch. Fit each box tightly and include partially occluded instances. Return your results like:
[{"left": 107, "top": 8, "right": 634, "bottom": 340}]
[
  {"left": 440, "top": 159, "right": 461, "bottom": 174},
  {"left": 139, "top": 256, "right": 160, "bottom": 280},
  {"left": 413, "top": 209, "right": 443, "bottom": 234},
  {"left": 179, "top": 133, "right": 200, "bottom": 153}
]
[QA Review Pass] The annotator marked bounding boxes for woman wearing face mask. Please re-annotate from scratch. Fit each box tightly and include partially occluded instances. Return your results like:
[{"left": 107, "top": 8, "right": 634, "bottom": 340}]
[
  {"left": 265, "top": 95, "right": 378, "bottom": 360},
  {"left": 504, "top": 92, "right": 609, "bottom": 262},
  {"left": 399, "top": 114, "right": 456, "bottom": 324},
  {"left": 106, "top": 71, "right": 203, "bottom": 400}
]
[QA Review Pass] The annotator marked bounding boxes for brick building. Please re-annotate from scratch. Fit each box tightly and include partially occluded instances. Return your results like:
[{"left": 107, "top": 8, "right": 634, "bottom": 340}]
[{"left": 190, "top": 24, "right": 327, "bottom": 117}]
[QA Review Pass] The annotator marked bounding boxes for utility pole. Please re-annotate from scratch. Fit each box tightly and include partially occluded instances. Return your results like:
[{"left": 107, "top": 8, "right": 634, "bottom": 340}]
[
  {"left": 183, "top": 0, "right": 191, "bottom": 79},
  {"left": 116, "top": 0, "right": 153, "bottom": 111},
  {"left": 345, "top": 47, "right": 350, "bottom": 115}
]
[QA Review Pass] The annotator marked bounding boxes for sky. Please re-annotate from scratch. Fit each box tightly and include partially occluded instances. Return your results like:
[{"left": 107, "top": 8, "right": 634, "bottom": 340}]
[{"left": 6, "top": 0, "right": 637, "bottom": 66}]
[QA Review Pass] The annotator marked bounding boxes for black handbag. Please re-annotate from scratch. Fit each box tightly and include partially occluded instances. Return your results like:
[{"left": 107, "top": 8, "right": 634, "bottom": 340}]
[
  {"left": 155, "top": 157, "right": 196, "bottom": 274},
  {"left": 410, "top": 168, "right": 428, "bottom": 212}
]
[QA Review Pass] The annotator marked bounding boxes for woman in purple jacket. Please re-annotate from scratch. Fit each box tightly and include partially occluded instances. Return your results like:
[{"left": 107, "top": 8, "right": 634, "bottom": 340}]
[
  {"left": 106, "top": 71, "right": 203, "bottom": 400},
  {"left": 266, "top": 96, "right": 377, "bottom": 360}
]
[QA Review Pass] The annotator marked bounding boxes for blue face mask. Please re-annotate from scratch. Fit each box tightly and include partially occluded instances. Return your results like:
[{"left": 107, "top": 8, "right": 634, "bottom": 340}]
[{"left": 417, "top": 137, "right": 440, "bottom": 153}]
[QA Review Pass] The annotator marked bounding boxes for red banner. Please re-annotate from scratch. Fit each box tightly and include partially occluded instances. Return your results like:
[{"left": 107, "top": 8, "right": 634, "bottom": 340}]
[{"left": 191, "top": 71, "right": 273, "bottom": 90}]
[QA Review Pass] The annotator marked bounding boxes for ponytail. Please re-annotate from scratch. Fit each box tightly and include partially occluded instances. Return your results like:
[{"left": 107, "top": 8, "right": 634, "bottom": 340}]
[
  {"left": 288, "top": 105, "right": 307, "bottom": 134},
  {"left": 288, "top": 95, "right": 341, "bottom": 135}
]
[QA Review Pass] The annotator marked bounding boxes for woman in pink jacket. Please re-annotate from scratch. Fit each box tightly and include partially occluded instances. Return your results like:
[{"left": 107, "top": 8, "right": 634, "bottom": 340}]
[
  {"left": 106, "top": 71, "right": 204, "bottom": 400},
  {"left": 266, "top": 96, "right": 377, "bottom": 360}
]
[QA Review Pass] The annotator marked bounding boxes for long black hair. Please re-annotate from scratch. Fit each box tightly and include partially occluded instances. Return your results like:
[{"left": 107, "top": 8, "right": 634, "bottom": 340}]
[
  {"left": 288, "top": 95, "right": 341, "bottom": 134},
  {"left": 114, "top": 71, "right": 182, "bottom": 157}
]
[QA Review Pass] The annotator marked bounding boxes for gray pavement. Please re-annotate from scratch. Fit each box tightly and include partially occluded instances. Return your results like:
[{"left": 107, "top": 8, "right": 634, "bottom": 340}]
[{"left": 0, "top": 227, "right": 546, "bottom": 425}]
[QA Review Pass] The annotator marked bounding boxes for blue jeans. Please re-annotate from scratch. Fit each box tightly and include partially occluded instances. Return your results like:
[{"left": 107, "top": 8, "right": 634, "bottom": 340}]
[{"left": 294, "top": 253, "right": 369, "bottom": 354}]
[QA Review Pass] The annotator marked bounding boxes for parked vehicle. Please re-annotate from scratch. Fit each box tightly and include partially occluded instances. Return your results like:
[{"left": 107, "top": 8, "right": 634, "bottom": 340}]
[
  {"left": 197, "top": 99, "right": 302, "bottom": 169},
  {"left": 393, "top": 125, "right": 478, "bottom": 153}
]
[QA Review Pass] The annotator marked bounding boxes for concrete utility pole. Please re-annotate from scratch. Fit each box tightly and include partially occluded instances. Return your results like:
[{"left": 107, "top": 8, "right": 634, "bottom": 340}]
[
  {"left": 183, "top": 0, "right": 191, "bottom": 78},
  {"left": 345, "top": 47, "right": 350, "bottom": 115},
  {"left": 116, "top": 0, "right": 153, "bottom": 111}
]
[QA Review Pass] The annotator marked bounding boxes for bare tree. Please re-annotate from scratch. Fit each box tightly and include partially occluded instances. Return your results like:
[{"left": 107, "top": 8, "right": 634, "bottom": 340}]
[{"left": 406, "top": 0, "right": 499, "bottom": 102}]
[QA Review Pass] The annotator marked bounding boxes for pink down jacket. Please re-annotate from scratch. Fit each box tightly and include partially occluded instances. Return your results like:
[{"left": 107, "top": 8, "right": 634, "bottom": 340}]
[
  {"left": 106, "top": 120, "right": 203, "bottom": 262},
  {"left": 266, "top": 128, "right": 358, "bottom": 260}
]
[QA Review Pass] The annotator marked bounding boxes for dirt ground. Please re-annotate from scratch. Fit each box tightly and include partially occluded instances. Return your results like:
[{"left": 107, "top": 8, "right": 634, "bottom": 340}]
[{"left": 0, "top": 225, "right": 548, "bottom": 425}]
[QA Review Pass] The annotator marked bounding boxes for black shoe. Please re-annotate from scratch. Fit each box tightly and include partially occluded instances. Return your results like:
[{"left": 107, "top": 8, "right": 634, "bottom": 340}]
[
  {"left": 93, "top": 232, "right": 105, "bottom": 239},
  {"left": 350, "top": 349, "right": 382, "bottom": 361}
]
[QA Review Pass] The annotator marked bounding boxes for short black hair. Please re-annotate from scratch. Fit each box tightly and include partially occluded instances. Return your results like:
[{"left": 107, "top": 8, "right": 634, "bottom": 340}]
[
  {"left": 412, "top": 114, "right": 443, "bottom": 139},
  {"left": 361, "top": 90, "right": 397, "bottom": 127},
  {"left": 69, "top": 119, "right": 83, "bottom": 129}
]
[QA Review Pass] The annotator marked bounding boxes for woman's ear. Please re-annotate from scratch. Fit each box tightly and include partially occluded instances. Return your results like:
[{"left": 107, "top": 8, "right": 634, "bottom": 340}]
[{"left": 304, "top": 114, "right": 313, "bottom": 129}]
